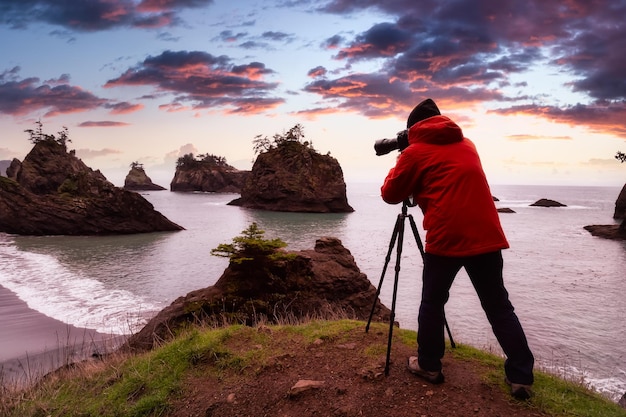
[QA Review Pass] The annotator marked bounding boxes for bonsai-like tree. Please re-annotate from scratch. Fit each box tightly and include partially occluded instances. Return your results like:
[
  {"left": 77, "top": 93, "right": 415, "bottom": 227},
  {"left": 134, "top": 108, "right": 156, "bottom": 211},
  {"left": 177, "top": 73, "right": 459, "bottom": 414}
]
[
  {"left": 252, "top": 123, "right": 313, "bottom": 156},
  {"left": 211, "top": 223, "right": 292, "bottom": 264},
  {"left": 24, "top": 120, "right": 71, "bottom": 146},
  {"left": 616, "top": 151, "right": 626, "bottom": 163}
]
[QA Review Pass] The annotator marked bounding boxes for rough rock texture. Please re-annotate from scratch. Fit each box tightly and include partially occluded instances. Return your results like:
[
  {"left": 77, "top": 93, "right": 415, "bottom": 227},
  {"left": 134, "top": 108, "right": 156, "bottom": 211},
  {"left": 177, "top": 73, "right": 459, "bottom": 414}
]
[
  {"left": 530, "top": 198, "right": 567, "bottom": 207},
  {"left": 170, "top": 164, "right": 248, "bottom": 192},
  {"left": 127, "top": 237, "right": 390, "bottom": 351},
  {"left": 0, "top": 139, "right": 183, "bottom": 235},
  {"left": 583, "top": 224, "right": 626, "bottom": 240},
  {"left": 229, "top": 141, "right": 353, "bottom": 213},
  {"left": 123, "top": 166, "right": 166, "bottom": 191}
]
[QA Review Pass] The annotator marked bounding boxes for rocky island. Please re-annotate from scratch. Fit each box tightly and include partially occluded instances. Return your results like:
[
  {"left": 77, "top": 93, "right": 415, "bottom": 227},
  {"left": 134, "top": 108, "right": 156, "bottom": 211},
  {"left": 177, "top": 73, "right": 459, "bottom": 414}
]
[
  {"left": 123, "top": 162, "right": 166, "bottom": 191},
  {"left": 228, "top": 124, "right": 354, "bottom": 213},
  {"left": 0, "top": 128, "right": 183, "bottom": 235},
  {"left": 127, "top": 229, "right": 389, "bottom": 351},
  {"left": 170, "top": 153, "right": 248, "bottom": 192}
]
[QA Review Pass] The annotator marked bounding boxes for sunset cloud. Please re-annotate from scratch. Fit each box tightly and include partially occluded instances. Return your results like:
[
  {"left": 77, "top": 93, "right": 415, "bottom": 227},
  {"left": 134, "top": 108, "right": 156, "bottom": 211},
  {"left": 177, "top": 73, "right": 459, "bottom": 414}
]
[
  {"left": 78, "top": 121, "right": 130, "bottom": 127},
  {"left": 0, "top": 0, "right": 213, "bottom": 31},
  {"left": 0, "top": 67, "right": 108, "bottom": 117},
  {"left": 105, "top": 50, "right": 284, "bottom": 114},
  {"left": 311, "top": 0, "right": 626, "bottom": 136}
]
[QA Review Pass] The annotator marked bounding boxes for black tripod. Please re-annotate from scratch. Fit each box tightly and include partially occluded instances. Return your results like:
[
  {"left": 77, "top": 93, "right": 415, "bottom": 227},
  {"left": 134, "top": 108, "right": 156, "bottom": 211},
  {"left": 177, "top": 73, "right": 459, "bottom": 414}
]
[{"left": 366, "top": 199, "right": 455, "bottom": 376}]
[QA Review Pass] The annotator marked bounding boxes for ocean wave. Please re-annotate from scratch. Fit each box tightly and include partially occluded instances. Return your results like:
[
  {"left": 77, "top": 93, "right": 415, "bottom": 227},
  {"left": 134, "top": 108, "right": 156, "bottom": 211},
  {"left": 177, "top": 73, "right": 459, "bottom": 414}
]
[{"left": 0, "top": 237, "right": 160, "bottom": 335}]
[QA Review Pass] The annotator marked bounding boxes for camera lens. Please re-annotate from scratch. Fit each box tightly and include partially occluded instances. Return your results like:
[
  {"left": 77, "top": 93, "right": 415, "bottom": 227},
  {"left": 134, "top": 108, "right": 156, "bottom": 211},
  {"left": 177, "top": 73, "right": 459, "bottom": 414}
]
[{"left": 374, "top": 138, "right": 399, "bottom": 156}]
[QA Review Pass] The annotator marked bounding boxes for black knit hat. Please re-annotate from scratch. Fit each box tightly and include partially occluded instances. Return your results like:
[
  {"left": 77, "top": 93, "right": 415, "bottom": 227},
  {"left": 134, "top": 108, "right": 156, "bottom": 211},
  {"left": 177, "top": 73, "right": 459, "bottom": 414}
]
[{"left": 407, "top": 98, "right": 440, "bottom": 128}]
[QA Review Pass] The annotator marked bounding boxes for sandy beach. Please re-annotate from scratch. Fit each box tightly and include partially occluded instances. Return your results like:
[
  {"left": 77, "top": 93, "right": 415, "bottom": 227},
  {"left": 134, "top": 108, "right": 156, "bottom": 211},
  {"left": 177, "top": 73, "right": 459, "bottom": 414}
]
[{"left": 0, "top": 285, "right": 122, "bottom": 386}]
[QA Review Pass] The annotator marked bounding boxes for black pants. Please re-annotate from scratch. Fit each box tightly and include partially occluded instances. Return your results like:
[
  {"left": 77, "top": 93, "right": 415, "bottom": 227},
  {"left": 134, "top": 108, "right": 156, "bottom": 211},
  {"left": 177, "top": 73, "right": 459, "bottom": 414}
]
[{"left": 417, "top": 250, "right": 535, "bottom": 385}]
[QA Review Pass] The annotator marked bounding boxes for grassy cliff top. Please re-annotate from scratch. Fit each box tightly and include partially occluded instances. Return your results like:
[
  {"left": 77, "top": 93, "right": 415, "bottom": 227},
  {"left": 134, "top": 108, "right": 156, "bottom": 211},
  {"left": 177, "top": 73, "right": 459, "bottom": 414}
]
[{"left": 2, "top": 320, "right": 624, "bottom": 417}]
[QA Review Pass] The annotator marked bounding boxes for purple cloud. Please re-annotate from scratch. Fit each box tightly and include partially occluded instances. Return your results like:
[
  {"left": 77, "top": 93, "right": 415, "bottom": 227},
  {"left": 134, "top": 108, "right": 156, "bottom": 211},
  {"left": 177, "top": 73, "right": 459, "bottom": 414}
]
[
  {"left": 0, "top": 67, "right": 108, "bottom": 116},
  {"left": 0, "top": 0, "right": 214, "bottom": 31},
  {"left": 307, "top": 0, "right": 626, "bottom": 135},
  {"left": 105, "top": 50, "right": 284, "bottom": 114}
]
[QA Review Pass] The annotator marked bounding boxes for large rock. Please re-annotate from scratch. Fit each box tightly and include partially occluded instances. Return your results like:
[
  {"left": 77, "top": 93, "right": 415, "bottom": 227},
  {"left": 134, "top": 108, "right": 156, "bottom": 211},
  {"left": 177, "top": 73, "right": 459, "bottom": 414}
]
[
  {"left": 170, "top": 158, "right": 248, "bottom": 193},
  {"left": 124, "top": 165, "right": 166, "bottom": 191},
  {"left": 229, "top": 141, "right": 354, "bottom": 213},
  {"left": 0, "top": 139, "right": 183, "bottom": 235},
  {"left": 127, "top": 237, "right": 390, "bottom": 351}
]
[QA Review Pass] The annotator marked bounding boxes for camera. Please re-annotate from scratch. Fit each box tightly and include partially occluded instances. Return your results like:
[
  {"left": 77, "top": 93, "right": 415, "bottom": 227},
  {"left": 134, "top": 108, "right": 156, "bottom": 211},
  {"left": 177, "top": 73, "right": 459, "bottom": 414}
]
[{"left": 374, "top": 130, "right": 409, "bottom": 156}]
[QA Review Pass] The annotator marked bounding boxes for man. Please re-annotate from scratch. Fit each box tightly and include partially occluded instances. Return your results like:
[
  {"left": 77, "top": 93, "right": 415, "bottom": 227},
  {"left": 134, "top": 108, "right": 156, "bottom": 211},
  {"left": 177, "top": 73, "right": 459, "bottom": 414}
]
[{"left": 381, "top": 98, "right": 535, "bottom": 400}]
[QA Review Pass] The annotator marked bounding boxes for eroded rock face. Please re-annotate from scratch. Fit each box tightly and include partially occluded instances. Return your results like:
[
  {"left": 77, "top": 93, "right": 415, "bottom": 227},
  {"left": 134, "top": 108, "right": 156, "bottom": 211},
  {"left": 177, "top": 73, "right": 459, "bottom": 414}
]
[
  {"left": 127, "top": 237, "right": 390, "bottom": 351},
  {"left": 124, "top": 166, "right": 166, "bottom": 191},
  {"left": 0, "top": 139, "right": 183, "bottom": 235},
  {"left": 170, "top": 167, "right": 248, "bottom": 192},
  {"left": 229, "top": 141, "right": 354, "bottom": 213}
]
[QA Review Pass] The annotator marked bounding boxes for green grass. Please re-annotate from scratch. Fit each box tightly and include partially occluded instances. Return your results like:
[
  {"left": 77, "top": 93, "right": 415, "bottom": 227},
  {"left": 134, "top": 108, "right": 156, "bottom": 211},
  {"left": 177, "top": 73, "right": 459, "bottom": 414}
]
[
  {"left": 450, "top": 342, "right": 626, "bottom": 417},
  {"left": 1, "top": 320, "right": 624, "bottom": 417}
]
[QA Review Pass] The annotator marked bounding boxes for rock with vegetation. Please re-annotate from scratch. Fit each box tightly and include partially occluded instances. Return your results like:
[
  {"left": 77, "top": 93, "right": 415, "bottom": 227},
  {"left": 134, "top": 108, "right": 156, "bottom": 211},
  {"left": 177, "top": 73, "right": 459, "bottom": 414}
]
[
  {"left": 123, "top": 162, "right": 166, "bottom": 191},
  {"left": 228, "top": 124, "right": 354, "bottom": 213},
  {"left": 0, "top": 123, "right": 183, "bottom": 235},
  {"left": 170, "top": 153, "right": 248, "bottom": 192},
  {"left": 127, "top": 224, "right": 389, "bottom": 351}
]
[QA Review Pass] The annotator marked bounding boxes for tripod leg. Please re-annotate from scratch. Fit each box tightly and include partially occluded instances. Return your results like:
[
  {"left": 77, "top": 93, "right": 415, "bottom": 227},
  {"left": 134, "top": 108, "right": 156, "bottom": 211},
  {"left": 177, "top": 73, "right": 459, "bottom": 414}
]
[
  {"left": 407, "top": 215, "right": 456, "bottom": 349},
  {"left": 366, "top": 213, "right": 402, "bottom": 333},
  {"left": 385, "top": 213, "right": 406, "bottom": 376}
]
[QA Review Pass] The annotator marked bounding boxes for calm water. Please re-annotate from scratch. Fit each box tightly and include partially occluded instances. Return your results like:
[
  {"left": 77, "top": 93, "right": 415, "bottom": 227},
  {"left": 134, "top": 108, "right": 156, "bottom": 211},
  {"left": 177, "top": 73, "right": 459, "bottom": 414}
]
[{"left": 1, "top": 183, "right": 624, "bottom": 401}]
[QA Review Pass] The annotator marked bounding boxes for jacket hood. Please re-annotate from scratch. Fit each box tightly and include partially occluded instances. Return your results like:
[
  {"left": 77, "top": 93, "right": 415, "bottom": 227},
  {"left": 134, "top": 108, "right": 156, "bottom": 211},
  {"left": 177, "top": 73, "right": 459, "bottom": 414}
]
[{"left": 408, "top": 115, "right": 463, "bottom": 145}]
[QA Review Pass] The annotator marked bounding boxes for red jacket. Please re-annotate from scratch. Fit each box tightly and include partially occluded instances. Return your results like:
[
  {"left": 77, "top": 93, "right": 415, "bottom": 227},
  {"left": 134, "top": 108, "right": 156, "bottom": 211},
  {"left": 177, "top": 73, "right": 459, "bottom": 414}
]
[{"left": 381, "top": 115, "right": 509, "bottom": 257}]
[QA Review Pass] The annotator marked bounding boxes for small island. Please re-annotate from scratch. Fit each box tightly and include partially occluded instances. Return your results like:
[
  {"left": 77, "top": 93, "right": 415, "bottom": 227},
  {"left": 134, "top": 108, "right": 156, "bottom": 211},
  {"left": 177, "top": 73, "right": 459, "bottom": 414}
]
[
  {"left": 170, "top": 153, "right": 248, "bottom": 193},
  {"left": 229, "top": 124, "right": 354, "bottom": 213},
  {"left": 123, "top": 162, "right": 166, "bottom": 191}
]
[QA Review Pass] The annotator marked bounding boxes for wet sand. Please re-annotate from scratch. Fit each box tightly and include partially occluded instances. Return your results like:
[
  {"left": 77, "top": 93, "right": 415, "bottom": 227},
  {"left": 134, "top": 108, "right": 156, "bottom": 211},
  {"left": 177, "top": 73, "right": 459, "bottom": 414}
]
[{"left": 0, "top": 285, "right": 123, "bottom": 386}]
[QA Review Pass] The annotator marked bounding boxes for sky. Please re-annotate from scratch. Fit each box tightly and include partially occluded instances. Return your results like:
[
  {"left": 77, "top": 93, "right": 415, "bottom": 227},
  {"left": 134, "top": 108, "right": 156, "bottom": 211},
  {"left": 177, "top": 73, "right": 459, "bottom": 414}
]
[{"left": 0, "top": 0, "right": 625, "bottom": 187}]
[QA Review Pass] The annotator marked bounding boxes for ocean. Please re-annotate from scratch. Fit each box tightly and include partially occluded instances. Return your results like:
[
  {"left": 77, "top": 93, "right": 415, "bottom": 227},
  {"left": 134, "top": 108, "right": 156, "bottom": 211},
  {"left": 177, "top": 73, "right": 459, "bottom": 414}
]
[{"left": 0, "top": 183, "right": 624, "bottom": 401}]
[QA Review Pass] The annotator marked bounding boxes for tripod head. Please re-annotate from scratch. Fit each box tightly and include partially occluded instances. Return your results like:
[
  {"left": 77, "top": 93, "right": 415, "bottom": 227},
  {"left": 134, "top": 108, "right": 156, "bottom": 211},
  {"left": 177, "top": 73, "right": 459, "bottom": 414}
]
[
  {"left": 402, "top": 198, "right": 417, "bottom": 215},
  {"left": 403, "top": 197, "right": 417, "bottom": 208}
]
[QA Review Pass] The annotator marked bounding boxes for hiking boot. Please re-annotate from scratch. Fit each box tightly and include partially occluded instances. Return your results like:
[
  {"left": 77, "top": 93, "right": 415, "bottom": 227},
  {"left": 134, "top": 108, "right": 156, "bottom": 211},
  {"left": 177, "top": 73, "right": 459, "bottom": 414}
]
[
  {"left": 505, "top": 377, "right": 533, "bottom": 400},
  {"left": 406, "top": 356, "right": 444, "bottom": 384}
]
